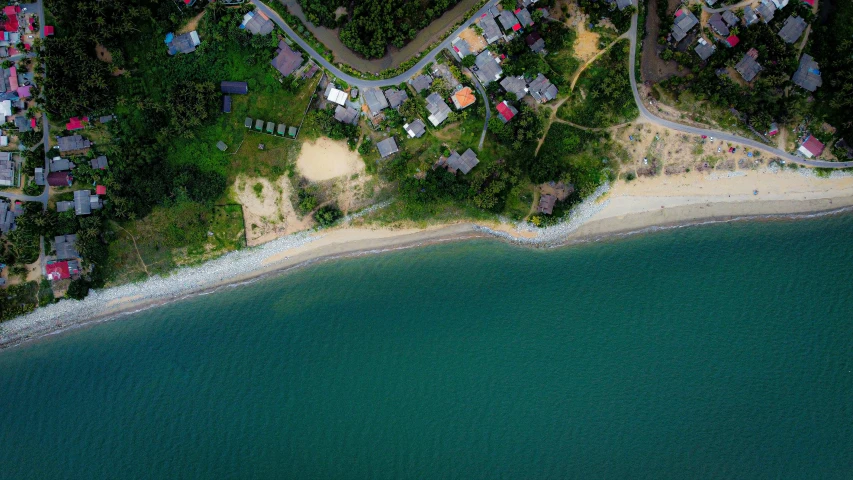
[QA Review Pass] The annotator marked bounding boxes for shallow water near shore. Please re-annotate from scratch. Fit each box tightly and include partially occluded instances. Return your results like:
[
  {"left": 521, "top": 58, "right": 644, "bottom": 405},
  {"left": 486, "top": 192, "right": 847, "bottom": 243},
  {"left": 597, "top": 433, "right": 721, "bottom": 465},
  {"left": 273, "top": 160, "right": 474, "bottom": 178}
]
[{"left": 1, "top": 214, "right": 852, "bottom": 478}]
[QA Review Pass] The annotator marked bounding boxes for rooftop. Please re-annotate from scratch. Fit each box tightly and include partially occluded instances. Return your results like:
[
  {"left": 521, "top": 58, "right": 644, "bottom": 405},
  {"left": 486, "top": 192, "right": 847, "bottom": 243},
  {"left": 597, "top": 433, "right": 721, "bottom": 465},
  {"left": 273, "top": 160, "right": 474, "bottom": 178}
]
[
  {"left": 384, "top": 88, "right": 409, "bottom": 109},
  {"left": 271, "top": 41, "right": 304, "bottom": 77},
  {"left": 425, "top": 92, "right": 452, "bottom": 126},
  {"left": 778, "top": 16, "right": 807, "bottom": 44},
  {"left": 496, "top": 100, "right": 518, "bottom": 123},
  {"left": 438, "top": 148, "right": 479, "bottom": 175},
  {"left": 167, "top": 31, "right": 200, "bottom": 55},
  {"left": 364, "top": 88, "right": 390, "bottom": 116},
  {"left": 478, "top": 13, "right": 502, "bottom": 43},
  {"left": 735, "top": 51, "right": 762, "bottom": 82},
  {"left": 451, "top": 87, "right": 476, "bottom": 109},
  {"left": 528, "top": 74, "right": 557, "bottom": 103},
  {"left": 334, "top": 105, "right": 359, "bottom": 125},
  {"left": 404, "top": 119, "right": 426, "bottom": 138},
  {"left": 376, "top": 137, "right": 399, "bottom": 158},
  {"left": 409, "top": 74, "right": 433, "bottom": 93},
  {"left": 473, "top": 50, "right": 503, "bottom": 85},
  {"left": 791, "top": 53, "right": 822, "bottom": 92},
  {"left": 672, "top": 9, "right": 699, "bottom": 42}
]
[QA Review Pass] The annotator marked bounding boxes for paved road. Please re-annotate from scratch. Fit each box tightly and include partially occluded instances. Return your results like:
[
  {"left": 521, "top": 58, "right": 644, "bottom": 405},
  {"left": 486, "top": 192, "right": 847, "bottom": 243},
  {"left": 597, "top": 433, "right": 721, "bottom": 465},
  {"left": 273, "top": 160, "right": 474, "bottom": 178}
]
[
  {"left": 625, "top": 7, "right": 853, "bottom": 168},
  {"left": 253, "top": 0, "right": 500, "bottom": 88},
  {"left": 469, "top": 72, "right": 490, "bottom": 150}
]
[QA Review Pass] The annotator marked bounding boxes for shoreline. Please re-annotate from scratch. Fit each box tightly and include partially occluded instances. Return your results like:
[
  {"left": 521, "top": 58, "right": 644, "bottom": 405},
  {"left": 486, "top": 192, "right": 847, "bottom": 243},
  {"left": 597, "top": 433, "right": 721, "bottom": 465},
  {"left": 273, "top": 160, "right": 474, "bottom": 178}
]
[{"left": 3, "top": 188, "right": 853, "bottom": 350}]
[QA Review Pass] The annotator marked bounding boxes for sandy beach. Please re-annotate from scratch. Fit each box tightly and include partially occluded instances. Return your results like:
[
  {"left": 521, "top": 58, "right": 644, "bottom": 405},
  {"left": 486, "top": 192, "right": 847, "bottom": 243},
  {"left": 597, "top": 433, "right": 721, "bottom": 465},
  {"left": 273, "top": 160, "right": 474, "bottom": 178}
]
[{"left": 2, "top": 167, "right": 852, "bottom": 350}]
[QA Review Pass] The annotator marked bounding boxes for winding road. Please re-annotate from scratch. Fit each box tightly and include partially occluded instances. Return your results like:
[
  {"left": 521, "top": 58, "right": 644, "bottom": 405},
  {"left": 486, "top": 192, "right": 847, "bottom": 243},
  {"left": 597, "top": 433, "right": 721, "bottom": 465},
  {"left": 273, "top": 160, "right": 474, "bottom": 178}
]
[{"left": 256, "top": 0, "right": 852, "bottom": 168}]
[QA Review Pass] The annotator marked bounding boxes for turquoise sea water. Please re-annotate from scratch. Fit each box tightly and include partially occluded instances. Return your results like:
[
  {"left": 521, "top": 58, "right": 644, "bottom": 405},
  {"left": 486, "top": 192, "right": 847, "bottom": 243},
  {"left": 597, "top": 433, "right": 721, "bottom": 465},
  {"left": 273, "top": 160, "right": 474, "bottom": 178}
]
[{"left": 1, "top": 215, "right": 852, "bottom": 479}]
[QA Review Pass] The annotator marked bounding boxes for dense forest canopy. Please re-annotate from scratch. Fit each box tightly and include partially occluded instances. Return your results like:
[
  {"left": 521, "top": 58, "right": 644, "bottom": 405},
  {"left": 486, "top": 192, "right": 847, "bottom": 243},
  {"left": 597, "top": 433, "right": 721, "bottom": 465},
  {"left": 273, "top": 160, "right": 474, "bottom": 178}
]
[
  {"left": 812, "top": 0, "right": 853, "bottom": 140},
  {"left": 299, "top": 0, "right": 462, "bottom": 58}
]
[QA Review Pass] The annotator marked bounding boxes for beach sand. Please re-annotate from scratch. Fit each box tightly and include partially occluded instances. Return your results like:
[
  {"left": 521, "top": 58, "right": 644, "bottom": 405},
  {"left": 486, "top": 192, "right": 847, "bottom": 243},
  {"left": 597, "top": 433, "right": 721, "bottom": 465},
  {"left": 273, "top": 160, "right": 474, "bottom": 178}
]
[
  {"left": 296, "top": 138, "right": 364, "bottom": 182},
  {"left": 3, "top": 167, "right": 853, "bottom": 350}
]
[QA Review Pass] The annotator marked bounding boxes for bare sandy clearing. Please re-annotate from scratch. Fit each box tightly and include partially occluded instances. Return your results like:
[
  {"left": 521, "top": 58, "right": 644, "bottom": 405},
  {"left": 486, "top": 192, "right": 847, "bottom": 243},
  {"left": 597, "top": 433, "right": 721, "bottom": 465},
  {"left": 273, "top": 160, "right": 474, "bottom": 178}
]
[
  {"left": 233, "top": 175, "right": 312, "bottom": 246},
  {"left": 296, "top": 138, "right": 364, "bottom": 182}
]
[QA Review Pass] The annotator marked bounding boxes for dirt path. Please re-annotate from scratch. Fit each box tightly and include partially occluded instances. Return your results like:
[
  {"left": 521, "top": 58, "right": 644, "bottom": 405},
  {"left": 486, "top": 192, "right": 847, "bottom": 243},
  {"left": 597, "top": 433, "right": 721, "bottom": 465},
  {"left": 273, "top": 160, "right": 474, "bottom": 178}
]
[
  {"left": 179, "top": 10, "right": 205, "bottom": 34},
  {"left": 569, "top": 33, "right": 629, "bottom": 91},
  {"left": 113, "top": 222, "right": 150, "bottom": 277}
]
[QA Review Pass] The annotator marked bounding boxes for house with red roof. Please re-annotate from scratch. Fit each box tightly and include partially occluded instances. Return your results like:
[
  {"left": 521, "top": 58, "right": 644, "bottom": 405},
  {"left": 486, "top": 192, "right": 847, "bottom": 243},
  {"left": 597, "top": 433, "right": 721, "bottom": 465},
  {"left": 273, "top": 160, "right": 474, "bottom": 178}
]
[
  {"left": 495, "top": 100, "right": 517, "bottom": 123},
  {"left": 66, "top": 117, "right": 89, "bottom": 131},
  {"left": 802, "top": 0, "right": 815, "bottom": 6},
  {"left": 725, "top": 35, "right": 740, "bottom": 47},
  {"left": 16, "top": 85, "right": 31, "bottom": 98},
  {"left": 95, "top": 185, "right": 106, "bottom": 195},
  {"left": 44, "top": 25, "right": 54, "bottom": 36},
  {"left": 46, "top": 260, "right": 81, "bottom": 281},
  {"left": 797, "top": 135, "right": 825, "bottom": 158},
  {"left": 2, "top": 6, "right": 19, "bottom": 32}
]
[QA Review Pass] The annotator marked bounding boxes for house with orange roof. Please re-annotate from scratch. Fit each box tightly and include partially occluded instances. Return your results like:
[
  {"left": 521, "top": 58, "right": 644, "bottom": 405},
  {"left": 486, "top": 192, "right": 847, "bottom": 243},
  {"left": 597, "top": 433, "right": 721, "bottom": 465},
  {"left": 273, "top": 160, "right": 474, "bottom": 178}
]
[{"left": 451, "top": 87, "right": 476, "bottom": 110}]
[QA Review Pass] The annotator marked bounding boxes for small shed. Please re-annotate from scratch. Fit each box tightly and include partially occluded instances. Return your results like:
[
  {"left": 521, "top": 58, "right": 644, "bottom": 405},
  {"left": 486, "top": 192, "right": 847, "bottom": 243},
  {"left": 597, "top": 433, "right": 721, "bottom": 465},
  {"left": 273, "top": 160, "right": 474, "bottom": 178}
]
[
  {"left": 266, "top": 121, "right": 275, "bottom": 133},
  {"left": 216, "top": 141, "right": 228, "bottom": 151},
  {"left": 277, "top": 124, "right": 286, "bottom": 136},
  {"left": 254, "top": 119, "right": 263, "bottom": 131},
  {"left": 220, "top": 81, "right": 248, "bottom": 94},
  {"left": 244, "top": 117, "right": 253, "bottom": 128},
  {"left": 288, "top": 126, "right": 297, "bottom": 137},
  {"left": 223, "top": 95, "right": 232, "bottom": 113}
]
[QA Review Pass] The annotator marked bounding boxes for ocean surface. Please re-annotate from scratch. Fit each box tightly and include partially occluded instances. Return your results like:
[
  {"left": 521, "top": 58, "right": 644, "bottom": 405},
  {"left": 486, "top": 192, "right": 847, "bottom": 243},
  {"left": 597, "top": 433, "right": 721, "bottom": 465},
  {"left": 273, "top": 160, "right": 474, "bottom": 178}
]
[{"left": 1, "top": 214, "right": 852, "bottom": 479}]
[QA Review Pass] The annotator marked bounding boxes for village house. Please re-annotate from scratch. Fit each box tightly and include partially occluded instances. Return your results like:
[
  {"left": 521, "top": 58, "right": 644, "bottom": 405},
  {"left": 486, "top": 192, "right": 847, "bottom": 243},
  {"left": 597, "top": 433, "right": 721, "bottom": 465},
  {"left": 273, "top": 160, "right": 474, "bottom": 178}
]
[
  {"left": 0, "top": 198, "right": 21, "bottom": 234},
  {"left": 54, "top": 234, "right": 79, "bottom": 260},
  {"left": 743, "top": 6, "right": 758, "bottom": 25},
  {"left": 514, "top": 8, "right": 534, "bottom": 28},
  {"left": 376, "top": 137, "right": 399, "bottom": 158},
  {"left": 472, "top": 50, "right": 503, "bottom": 85},
  {"left": 501, "top": 75, "right": 528, "bottom": 99},
  {"left": 221, "top": 81, "right": 248, "bottom": 94},
  {"left": 756, "top": 0, "right": 776, "bottom": 23},
  {"left": 166, "top": 31, "right": 200, "bottom": 55},
  {"left": 47, "top": 172, "right": 72, "bottom": 187},
  {"left": 451, "top": 87, "right": 476, "bottom": 110},
  {"left": 496, "top": 100, "right": 518, "bottom": 123},
  {"left": 614, "top": 0, "right": 633, "bottom": 10},
  {"left": 57, "top": 190, "right": 103, "bottom": 216},
  {"left": 425, "top": 92, "right": 452, "bottom": 126},
  {"left": 725, "top": 34, "right": 740, "bottom": 47},
  {"left": 57, "top": 135, "right": 91, "bottom": 154},
  {"left": 537, "top": 194, "right": 556, "bottom": 215},
  {"left": 436, "top": 148, "right": 479, "bottom": 175},
  {"left": 497, "top": 9, "right": 521, "bottom": 33},
  {"left": 694, "top": 38, "right": 716, "bottom": 61},
  {"left": 671, "top": 9, "right": 699, "bottom": 43},
  {"left": 34, "top": 167, "right": 44, "bottom": 186},
  {"left": 708, "top": 13, "right": 730, "bottom": 37},
  {"left": 791, "top": 53, "right": 822, "bottom": 92},
  {"left": 325, "top": 84, "right": 348, "bottom": 106},
  {"left": 778, "top": 16, "right": 807, "bottom": 44},
  {"left": 384, "top": 88, "right": 409, "bottom": 109},
  {"left": 334, "top": 105, "right": 359, "bottom": 125},
  {"left": 271, "top": 41, "right": 303, "bottom": 77},
  {"left": 240, "top": 9, "right": 274, "bottom": 36},
  {"left": 49, "top": 157, "right": 74, "bottom": 172},
  {"left": 526, "top": 32, "right": 545, "bottom": 54},
  {"left": 735, "top": 49, "right": 762, "bottom": 82},
  {"left": 451, "top": 36, "right": 475, "bottom": 59},
  {"left": 404, "top": 119, "right": 426, "bottom": 138},
  {"left": 65, "top": 116, "right": 88, "bottom": 131},
  {"left": 363, "top": 88, "right": 390, "bottom": 117},
  {"left": 46, "top": 260, "right": 81, "bottom": 281},
  {"left": 409, "top": 74, "right": 433, "bottom": 94},
  {"left": 798, "top": 135, "right": 825, "bottom": 158},
  {"left": 528, "top": 74, "right": 557, "bottom": 103},
  {"left": 0, "top": 152, "right": 15, "bottom": 187},
  {"left": 478, "top": 12, "right": 502, "bottom": 44},
  {"left": 722, "top": 10, "right": 739, "bottom": 27}
]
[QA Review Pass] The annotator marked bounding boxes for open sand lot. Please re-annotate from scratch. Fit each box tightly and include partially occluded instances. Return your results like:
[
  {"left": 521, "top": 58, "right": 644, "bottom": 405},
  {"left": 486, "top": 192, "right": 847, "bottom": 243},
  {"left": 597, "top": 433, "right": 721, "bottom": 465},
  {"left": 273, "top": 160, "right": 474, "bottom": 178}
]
[
  {"left": 233, "top": 175, "right": 311, "bottom": 246},
  {"left": 296, "top": 138, "right": 364, "bottom": 182}
]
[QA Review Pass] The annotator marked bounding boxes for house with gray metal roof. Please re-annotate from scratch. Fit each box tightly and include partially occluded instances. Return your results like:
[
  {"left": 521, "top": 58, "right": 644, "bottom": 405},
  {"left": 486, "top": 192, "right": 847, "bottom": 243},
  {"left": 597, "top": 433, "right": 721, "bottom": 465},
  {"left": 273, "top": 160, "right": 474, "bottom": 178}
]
[
  {"left": 526, "top": 32, "right": 545, "bottom": 53},
  {"left": 404, "top": 119, "right": 426, "bottom": 138},
  {"left": 478, "top": 12, "right": 502, "bottom": 43},
  {"left": 425, "top": 92, "right": 452, "bottom": 127},
  {"left": 515, "top": 8, "right": 533, "bottom": 28},
  {"left": 221, "top": 81, "right": 248, "bottom": 94},
  {"left": 708, "top": 13, "right": 730, "bottom": 36},
  {"left": 498, "top": 9, "right": 521, "bottom": 32},
  {"left": 615, "top": 0, "right": 633, "bottom": 10},
  {"left": 473, "top": 50, "right": 503, "bottom": 85},
  {"left": 451, "top": 36, "right": 474, "bottom": 59},
  {"left": 49, "top": 157, "right": 74, "bottom": 172},
  {"left": 528, "top": 74, "right": 557, "bottom": 103},
  {"left": 743, "top": 6, "right": 758, "bottom": 25},
  {"left": 0, "top": 154, "right": 14, "bottom": 187},
  {"left": 0, "top": 199, "right": 19, "bottom": 234},
  {"left": 54, "top": 234, "right": 79, "bottom": 260},
  {"left": 73, "top": 190, "right": 102, "bottom": 216},
  {"left": 384, "top": 88, "right": 409, "bottom": 109},
  {"left": 376, "top": 137, "right": 399, "bottom": 158},
  {"left": 241, "top": 10, "right": 274, "bottom": 36},
  {"left": 436, "top": 148, "right": 479, "bottom": 175},
  {"left": 34, "top": 167, "right": 44, "bottom": 186},
  {"left": 735, "top": 49, "right": 762, "bottom": 82},
  {"left": 90, "top": 156, "right": 108, "bottom": 170},
  {"left": 791, "top": 53, "right": 822, "bottom": 92},
  {"left": 756, "top": 1, "right": 776, "bottom": 23},
  {"left": 500, "top": 76, "right": 528, "bottom": 99},
  {"left": 722, "top": 10, "right": 739, "bottom": 27},
  {"left": 364, "top": 88, "right": 390, "bottom": 116},
  {"left": 57, "top": 135, "right": 91, "bottom": 153},
  {"left": 409, "top": 74, "right": 433, "bottom": 94},
  {"left": 166, "top": 31, "right": 200, "bottom": 55},
  {"left": 334, "top": 105, "right": 359, "bottom": 125},
  {"left": 694, "top": 39, "right": 716, "bottom": 61},
  {"left": 671, "top": 8, "right": 699, "bottom": 42},
  {"left": 778, "top": 16, "right": 807, "bottom": 44}
]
